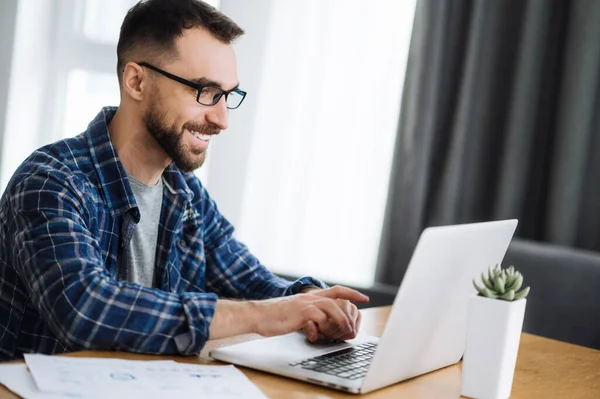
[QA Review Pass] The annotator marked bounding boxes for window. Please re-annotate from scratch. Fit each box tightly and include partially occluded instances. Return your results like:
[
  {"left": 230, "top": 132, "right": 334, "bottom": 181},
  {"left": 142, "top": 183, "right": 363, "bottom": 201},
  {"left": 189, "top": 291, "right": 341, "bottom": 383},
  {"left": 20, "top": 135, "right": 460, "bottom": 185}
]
[
  {"left": 63, "top": 70, "right": 120, "bottom": 140},
  {"left": 1, "top": 0, "right": 220, "bottom": 190},
  {"left": 216, "top": 0, "right": 417, "bottom": 286}
]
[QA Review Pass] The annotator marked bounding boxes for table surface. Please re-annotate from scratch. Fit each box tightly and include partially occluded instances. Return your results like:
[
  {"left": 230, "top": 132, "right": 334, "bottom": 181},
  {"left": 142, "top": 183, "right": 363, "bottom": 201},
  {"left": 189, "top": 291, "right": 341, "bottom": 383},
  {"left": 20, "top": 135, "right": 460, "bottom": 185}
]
[{"left": 1, "top": 306, "right": 599, "bottom": 398}]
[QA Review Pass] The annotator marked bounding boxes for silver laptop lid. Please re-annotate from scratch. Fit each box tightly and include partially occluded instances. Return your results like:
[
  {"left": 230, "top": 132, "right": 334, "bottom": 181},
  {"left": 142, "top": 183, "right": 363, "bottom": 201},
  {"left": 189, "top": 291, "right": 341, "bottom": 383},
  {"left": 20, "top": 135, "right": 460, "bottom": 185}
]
[{"left": 361, "top": 219, "right": 518, "bottom": 393}]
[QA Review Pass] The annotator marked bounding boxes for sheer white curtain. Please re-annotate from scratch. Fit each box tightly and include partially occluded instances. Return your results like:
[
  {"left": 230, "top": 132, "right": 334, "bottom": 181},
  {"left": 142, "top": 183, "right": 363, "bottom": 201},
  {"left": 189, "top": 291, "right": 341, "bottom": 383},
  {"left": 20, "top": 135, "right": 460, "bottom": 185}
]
[{"left": 233, "top": 0, "right": 416, "bottom": 286}]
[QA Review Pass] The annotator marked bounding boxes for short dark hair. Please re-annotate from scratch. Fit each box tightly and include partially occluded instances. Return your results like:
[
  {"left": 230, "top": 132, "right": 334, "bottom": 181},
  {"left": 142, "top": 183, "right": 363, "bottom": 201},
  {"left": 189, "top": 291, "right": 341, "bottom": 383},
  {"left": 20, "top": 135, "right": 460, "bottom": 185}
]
[{"left": 116, "top": 0, "right": 244, "bottom": 85}]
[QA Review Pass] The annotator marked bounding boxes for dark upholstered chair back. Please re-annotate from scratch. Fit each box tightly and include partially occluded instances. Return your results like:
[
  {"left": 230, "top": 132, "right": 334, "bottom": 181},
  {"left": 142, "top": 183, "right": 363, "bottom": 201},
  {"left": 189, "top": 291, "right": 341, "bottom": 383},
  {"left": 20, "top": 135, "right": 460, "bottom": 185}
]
[{"left": 503, "top": 239, "right": 600, "bottom": 349}]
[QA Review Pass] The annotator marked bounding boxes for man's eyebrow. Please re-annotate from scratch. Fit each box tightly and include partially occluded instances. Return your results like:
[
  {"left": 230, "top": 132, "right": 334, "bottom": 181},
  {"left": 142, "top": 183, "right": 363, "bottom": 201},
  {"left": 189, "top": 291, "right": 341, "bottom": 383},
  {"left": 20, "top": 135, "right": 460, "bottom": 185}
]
[{"left": 190, "top": 77, "right": 240, "bottom": 91}]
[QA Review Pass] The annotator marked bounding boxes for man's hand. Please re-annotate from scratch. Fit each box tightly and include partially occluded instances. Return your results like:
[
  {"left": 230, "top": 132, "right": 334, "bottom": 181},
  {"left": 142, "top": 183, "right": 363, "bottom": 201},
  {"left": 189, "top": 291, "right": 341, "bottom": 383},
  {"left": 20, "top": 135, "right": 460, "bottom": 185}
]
[
  {"left": 209, "top": 286, "right": 368, "bottom": 342},
  {"left": 253, "top": 285, "right": 369, "bottom": 341},
  {"left": 300, "top": 287, "right": 367, "bottom": 343}
]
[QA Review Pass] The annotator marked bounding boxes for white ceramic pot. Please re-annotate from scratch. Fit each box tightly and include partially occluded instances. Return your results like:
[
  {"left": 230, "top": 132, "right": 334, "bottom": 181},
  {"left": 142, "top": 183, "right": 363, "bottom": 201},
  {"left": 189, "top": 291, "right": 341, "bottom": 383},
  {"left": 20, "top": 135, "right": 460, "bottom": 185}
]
[{"left": 461, "top": 295, "right": 527, "bottom": 399}]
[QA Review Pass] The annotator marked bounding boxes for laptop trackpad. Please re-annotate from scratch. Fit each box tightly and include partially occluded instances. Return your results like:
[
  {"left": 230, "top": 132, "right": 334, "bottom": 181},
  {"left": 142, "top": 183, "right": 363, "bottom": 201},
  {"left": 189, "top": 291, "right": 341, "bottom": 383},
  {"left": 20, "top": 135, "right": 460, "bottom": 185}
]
[{"left": 212, "top": 331, "right": 375, "bottom": 365}]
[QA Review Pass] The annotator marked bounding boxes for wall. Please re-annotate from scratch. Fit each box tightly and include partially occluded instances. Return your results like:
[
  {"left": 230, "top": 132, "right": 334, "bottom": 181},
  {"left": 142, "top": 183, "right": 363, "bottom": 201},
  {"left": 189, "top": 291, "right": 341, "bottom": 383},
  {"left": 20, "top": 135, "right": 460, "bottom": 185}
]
[{"left": 0, "top": 1, "right": 19, "bottom": 178}]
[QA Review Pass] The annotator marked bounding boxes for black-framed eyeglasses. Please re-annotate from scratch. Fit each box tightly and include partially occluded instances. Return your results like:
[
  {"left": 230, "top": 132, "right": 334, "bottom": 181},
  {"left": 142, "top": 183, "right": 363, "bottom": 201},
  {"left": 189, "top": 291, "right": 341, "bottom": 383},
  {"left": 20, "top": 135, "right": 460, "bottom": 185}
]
[{"left": 137, "top": 62, "right": 247, "bottom": 109}]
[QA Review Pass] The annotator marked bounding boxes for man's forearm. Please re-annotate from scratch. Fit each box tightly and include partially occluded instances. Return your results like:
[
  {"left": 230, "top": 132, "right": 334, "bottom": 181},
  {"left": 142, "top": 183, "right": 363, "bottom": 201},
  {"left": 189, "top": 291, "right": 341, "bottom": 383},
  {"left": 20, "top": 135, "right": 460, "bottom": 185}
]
[{"left": 209, "top": 299, "right": 260, "bottom": 340}]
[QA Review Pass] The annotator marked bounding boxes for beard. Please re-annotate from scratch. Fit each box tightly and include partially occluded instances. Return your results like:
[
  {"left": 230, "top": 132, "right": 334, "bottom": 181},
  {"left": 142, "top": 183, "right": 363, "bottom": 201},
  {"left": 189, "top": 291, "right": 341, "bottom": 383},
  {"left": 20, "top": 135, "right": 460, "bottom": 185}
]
[{"left": 143, "top": 91, "right": 218, "bottom": 173}]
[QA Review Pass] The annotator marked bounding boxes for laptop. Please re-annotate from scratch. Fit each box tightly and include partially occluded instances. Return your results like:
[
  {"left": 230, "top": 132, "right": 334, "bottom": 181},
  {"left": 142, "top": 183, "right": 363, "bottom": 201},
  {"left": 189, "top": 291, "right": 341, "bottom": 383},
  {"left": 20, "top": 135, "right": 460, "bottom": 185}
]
[{"left": 210, "top": 219, "right": 518, "bottom": 394}]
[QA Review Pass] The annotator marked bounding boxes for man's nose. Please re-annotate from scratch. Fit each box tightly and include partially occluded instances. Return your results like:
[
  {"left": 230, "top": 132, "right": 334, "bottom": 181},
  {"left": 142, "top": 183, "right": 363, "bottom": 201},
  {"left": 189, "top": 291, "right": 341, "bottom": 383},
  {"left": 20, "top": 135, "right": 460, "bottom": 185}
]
[{"left": 205, "top": 95, "right": 229, "bottom": 130}]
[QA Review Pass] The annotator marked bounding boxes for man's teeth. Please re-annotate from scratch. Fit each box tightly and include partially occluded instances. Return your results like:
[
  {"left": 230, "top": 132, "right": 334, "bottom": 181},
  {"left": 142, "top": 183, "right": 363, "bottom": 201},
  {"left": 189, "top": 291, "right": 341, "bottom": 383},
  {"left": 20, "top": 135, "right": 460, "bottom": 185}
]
[{"left": 190, "top": 130, "right": 211, "bottom": 141}]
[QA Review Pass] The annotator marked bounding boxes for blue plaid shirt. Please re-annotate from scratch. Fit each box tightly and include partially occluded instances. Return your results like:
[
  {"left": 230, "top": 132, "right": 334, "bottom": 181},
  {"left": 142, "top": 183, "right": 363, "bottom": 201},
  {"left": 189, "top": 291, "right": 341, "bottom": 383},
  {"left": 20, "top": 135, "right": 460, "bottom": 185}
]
[{"left": 0, "top": 107, "right": 326, "bottom": 361}]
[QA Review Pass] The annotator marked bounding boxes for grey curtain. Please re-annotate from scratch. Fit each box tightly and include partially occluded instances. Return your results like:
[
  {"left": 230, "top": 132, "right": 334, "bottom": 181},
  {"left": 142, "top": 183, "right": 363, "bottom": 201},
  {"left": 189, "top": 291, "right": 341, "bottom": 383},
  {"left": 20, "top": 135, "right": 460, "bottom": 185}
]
[{"left": 376, "top": 0, "right": 600, "bottom": 286}]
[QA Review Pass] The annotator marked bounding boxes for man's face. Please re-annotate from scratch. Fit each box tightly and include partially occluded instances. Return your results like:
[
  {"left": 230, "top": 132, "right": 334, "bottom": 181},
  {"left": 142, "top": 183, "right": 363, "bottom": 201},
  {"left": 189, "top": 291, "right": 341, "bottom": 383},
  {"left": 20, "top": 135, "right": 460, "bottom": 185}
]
[{"left": 142, "top": 28, "right": 239, "bottom": 173}]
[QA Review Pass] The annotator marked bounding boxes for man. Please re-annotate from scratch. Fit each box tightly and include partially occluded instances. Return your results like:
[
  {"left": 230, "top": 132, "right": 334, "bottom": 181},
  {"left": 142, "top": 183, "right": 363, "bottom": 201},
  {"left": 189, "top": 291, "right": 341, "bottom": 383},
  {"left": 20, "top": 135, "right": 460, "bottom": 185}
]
[{"left": 0, "top": 0, "right": 368, "bottom": 361}]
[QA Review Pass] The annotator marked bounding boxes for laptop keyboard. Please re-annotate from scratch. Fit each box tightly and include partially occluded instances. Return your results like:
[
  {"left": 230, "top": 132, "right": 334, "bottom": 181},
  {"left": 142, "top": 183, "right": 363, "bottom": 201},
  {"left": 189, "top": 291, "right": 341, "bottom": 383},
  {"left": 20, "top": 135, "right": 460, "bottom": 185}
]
[{"left": 288, "top": 342, "right": 377, "bottom": 380}]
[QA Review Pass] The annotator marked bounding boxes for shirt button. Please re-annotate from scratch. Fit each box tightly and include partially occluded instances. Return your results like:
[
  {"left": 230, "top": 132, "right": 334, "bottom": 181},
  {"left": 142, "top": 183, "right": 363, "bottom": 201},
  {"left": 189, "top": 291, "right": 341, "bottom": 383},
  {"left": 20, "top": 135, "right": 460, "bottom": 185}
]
[{"left": 179, "top": 240, "right": 186, "bottom": 247}]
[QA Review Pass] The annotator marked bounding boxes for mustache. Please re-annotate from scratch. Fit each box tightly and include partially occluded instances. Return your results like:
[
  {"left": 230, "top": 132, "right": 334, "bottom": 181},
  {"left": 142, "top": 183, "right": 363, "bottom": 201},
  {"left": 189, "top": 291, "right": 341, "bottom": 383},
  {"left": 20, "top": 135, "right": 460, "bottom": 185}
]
[{"left": 183, "top": 123, "right": 220, "bottom": 135}]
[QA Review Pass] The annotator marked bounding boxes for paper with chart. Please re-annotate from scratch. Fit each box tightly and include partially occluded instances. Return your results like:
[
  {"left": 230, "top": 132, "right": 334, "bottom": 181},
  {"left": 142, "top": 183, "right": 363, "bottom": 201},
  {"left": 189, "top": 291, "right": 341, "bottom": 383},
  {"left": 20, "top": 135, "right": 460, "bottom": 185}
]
[
  {"left": 0, "top": 361, "right": 176, "bottom": 399},
  {"left": 24, "top": 354, "right": 268, "bottom": 399}
]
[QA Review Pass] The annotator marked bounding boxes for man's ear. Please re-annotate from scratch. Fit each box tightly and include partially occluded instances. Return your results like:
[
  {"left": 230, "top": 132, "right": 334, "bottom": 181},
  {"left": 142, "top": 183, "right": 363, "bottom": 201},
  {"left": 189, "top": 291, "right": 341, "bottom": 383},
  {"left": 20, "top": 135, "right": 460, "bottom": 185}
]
[{"left": 122, "top": 62, "right": 147, "bottom": 101}]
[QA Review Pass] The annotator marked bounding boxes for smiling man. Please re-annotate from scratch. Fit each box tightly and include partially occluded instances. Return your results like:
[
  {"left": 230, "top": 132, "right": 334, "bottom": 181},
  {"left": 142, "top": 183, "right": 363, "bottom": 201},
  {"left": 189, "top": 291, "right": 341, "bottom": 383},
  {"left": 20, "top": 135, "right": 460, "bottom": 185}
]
[{"left": 0, "top": 0, "right": 368, "bottom": 361}]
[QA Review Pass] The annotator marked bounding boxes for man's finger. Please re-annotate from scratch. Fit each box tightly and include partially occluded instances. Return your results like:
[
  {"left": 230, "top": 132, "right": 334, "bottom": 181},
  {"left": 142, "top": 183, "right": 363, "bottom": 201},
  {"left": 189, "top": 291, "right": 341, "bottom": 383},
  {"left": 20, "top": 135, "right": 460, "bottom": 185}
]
[
  {"left": 348, "top": 304, "right": 358, "bottom": 333},
  {"left": 314, "top": 285, "right": 370, "bottom": 303},
  {"left": 338, "top": 300, "right": 356, "bottom": 333},
  {"left": 301, "top": 301, "right": 347, "bottom": 340},
  {"left": 337, "top": 307, "right": 361, "bottom": 341},
  {"left": 312, "top": 298, "right": 353, "bottom": 335},
  {"left": 303, "top": 321, "right": 318, "bottom": 342},
  {"left": 355, "top": 310, "right": 362, "bottom": 332}
]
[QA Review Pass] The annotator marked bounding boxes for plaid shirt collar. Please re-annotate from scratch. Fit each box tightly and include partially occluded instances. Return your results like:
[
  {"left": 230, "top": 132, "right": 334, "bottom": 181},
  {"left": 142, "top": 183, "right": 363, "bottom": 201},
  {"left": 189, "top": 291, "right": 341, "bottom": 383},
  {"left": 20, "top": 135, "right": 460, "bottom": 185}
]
[{"left": 86, "top": 106, "right": 195, "bottom": 219}]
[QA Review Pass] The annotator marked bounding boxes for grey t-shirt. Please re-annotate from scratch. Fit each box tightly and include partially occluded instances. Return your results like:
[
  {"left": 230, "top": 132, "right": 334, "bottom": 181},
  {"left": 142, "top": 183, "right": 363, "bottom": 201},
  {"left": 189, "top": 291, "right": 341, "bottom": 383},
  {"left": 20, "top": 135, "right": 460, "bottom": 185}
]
[{"left": 126, "top": 174, "right": 163, "bottom": 288}]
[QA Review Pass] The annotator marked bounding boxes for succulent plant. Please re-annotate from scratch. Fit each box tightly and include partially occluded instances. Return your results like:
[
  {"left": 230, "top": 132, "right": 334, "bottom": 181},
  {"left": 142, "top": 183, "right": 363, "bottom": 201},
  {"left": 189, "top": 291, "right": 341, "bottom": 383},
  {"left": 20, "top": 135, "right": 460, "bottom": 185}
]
[{"left": 473, "top": 265, "right": 530, "bottom": 301}]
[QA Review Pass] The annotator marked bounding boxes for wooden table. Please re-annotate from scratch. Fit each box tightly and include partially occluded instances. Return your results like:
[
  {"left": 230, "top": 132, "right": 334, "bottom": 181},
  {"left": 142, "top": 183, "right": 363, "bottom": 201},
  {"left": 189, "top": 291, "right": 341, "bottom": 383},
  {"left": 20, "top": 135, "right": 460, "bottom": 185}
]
[{"left": 1, "top": 306, "right": 599, "bottom": 398}]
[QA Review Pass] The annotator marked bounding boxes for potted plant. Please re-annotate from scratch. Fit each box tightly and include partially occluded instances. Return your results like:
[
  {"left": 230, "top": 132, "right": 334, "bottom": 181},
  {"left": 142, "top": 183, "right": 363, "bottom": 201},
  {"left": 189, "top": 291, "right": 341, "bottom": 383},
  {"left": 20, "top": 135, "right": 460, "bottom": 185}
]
[{"left": 461, "top": 265, "right": 530, "bottom": 399}]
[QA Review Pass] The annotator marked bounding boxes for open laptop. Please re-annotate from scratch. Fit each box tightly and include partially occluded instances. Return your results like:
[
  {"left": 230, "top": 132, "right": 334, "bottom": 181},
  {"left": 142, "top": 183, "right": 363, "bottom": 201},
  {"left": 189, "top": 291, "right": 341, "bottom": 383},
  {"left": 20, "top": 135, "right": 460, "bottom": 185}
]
[{"left": 210, "top": 220, "right": 518, "bottom": 394}]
